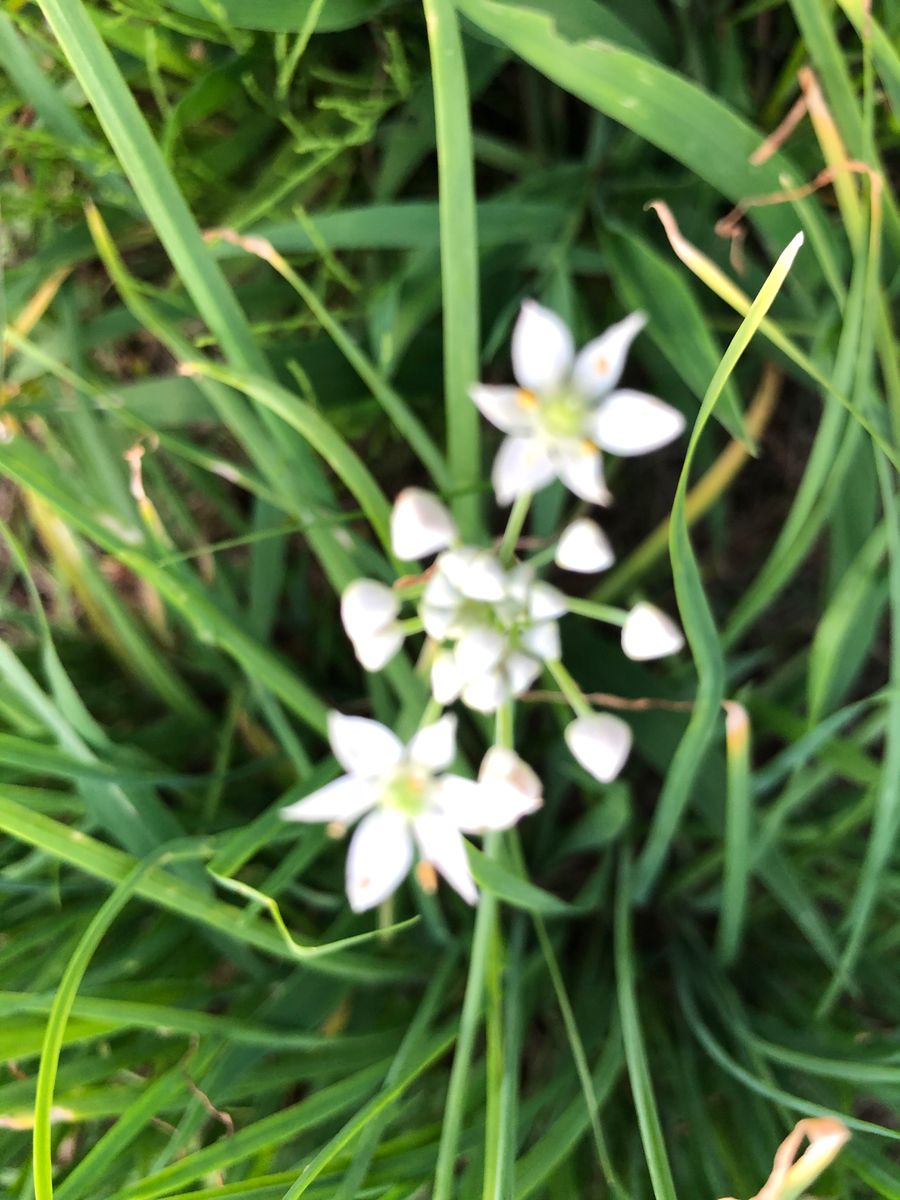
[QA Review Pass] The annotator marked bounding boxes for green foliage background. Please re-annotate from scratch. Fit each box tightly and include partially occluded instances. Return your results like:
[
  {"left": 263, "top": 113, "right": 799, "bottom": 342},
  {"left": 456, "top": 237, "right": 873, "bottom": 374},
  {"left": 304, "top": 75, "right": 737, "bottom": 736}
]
[{"left": 1, "top": 1, "right": 899, "bottom": 1198}]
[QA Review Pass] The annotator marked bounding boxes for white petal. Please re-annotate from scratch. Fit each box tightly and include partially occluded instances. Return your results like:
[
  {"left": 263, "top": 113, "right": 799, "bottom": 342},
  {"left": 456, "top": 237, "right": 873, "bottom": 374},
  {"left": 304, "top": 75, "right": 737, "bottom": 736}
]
[
  {"left": 476, "top": 747, "right": 544, "bottom": 827},
  {"left": 492, "top": 435, "right": 557, "bottom": 506},
  {"left": 571, "top": 311, "right": 647, "bottom": 399},
  {"left": 413, "top": 813, "right": 477, "bottom": 905},
  {"left": 431, "top": 649, "right": 463, "bottom": 704},
  {"left": 439, "top": 548, "right": 507, "bottom": 602},
  {"left": 346, "top": 809, "right": 413, "bottom": 912},
  {"left": 280, "top": 776, "right": 376, "bottom": 824},
  {"left": 455, "top": 625, "right": 507, "bottom": 683},
  {"left": 511, "top": 300, "right": 575, "bottom": 394},
  {"left": 552, "top": 441, "right": 612, "bottom": 505},
  {"left": 424, "top": 563, "right": 461, "bottom": 608},
  {"left": 590, "top": 389, "right": 686, "bottom": 457},
  {"left": 468, "top": 384, "right": 534, "bottom": 434},
  {"left": 565, "top": 714, "right": 633, "bottom": 783},
  {"left": 528, "top": 581, "right": 568, "bottom": 621},
  {"left": 519, "top": 620, "right": 560, "bottom": 662},
  {"left": 504, "top": 561, "right": 534, "bottom": 604},
  {"left": 409, "top": 713, "right": 457, "bottom": 771},
  {"left": 461, "top": 669, "right": 510, "bottom": 713},
  {"left": 421, "top": 602, "right": 456, "bottom": 640},
  {"left": 341, "top": 578, "right": 398, "bottom": 641},
  {"left": 328, "top": 712, "right": 404, "bottom": 779},
  {"left": 621, "top": 603, "right": 684, "bottom": 660},
  {"left": 352, "top": 626, "right": 404, "bottom": 672},
  {"left": 432, "top": 774, "right": 490, "bottom": 831},
  {"left": 555, "top": 518, "right": 615, "bottom": 574},
  {"left": 505, "top": 651, "right": 541, "bottom": 696},
  {"left": 435, "top": 771, "right": 538, "bottom": 833},
  {"left": 391, "top": 488, "right": 457, "bottom": 560}
]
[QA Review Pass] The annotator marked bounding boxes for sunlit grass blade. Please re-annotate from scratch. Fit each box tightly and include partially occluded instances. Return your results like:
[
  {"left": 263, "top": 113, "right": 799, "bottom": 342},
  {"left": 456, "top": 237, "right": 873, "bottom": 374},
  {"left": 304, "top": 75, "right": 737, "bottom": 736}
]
[{"left": 633, "top": 232, "right": 804, "bottom": 900}]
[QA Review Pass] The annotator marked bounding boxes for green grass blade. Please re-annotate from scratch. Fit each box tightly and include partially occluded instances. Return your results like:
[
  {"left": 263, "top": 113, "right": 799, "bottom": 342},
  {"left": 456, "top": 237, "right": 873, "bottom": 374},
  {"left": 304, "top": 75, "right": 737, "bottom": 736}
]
[
  {"left": 33, "top": 843, "right": 207, "bottom": 1200},
  {"left": 633, "top": 233, "right": 804, "bottom": 900},
  {"left": 614, "top": 857, "right": 678, "bottom": 1200},
  {"left": 424, "top": 0, "right": 482, "bottom": 536}
]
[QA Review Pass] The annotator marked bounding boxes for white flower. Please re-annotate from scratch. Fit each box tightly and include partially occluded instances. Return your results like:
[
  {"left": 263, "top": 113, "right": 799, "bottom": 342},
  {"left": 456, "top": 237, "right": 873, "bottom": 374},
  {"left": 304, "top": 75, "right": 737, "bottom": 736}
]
[
  {"left": 281, "top": 712, "right": 539, "bottom": 911},
  {"left": 565, "top": 714, "right": 633, "bottom": 783},
  {"left": 555, "top": 517, "right": 615, "bottom": 574},
  {"left": 391, "top": 488, "right": 458, "bottom": 560},
  {"left": 621, "top": 602, "right": 684, "bottom": 661},
  {"left": 340, "top": 579, "right": 404, "bottom": 670},
  {"left": 422, "top": 552, "right": 566, "bottom": 713},
  {"left": 470, "top": 301, "right": 685, "bottom": 506}
]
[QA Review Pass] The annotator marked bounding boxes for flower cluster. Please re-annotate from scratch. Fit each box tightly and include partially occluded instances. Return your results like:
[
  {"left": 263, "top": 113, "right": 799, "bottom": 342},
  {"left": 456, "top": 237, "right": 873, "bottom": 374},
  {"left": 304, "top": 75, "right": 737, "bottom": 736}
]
[{"left": 284, "top": 300, "right": 687, "bottom": 912}]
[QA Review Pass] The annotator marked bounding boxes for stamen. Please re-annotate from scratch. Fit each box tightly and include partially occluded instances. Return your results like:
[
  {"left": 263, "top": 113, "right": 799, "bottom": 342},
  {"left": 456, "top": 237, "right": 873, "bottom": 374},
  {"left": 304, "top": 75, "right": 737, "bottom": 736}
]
[{"left": 416, "top": 861, "right": 439, "bottom": 893}]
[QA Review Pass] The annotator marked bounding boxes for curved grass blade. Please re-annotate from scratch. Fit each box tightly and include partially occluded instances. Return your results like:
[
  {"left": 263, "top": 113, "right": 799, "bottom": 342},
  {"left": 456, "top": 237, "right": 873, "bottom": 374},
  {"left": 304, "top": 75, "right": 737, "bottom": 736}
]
[
  {"left": 0, "top": 794, "right": 417, "bottom": 981},
  {"left": 33, "top": 843, "right": 209, "bottom": 1200},
  {"left": 633, "top": 232, "right": 805, "bottom": 900}
]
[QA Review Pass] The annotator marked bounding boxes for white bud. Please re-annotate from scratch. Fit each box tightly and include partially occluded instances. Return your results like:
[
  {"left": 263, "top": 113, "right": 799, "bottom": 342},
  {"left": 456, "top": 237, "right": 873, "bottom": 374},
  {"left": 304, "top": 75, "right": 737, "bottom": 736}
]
[
  {"left": 555, "top": 518, "right": 615, "bottom": 574},
  {"left": 621, "top": 602, "right": 684, "bottom": 661},
  {"left": 390, "top": 488, "right": 457, "bottom": 560},
  {"left": 565, "top": 714, "right": 632, "bottom": 783},
  {"left": 341, "top": 578, "right": 398, "bottom": 642}
]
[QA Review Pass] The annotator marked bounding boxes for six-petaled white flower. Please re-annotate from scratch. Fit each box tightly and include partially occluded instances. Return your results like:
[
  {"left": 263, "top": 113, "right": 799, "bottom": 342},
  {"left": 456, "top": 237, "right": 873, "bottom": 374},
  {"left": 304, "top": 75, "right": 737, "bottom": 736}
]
[
  {"left": 470, "top": 300, "right": 686, "bottom": 506},
  {"left": 281, "top": 712, "right": 542, "bottom": 911}
]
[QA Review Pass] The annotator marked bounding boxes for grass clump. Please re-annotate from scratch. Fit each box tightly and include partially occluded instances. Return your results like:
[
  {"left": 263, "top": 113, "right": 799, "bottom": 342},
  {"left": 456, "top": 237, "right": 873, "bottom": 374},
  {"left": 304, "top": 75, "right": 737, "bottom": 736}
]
[{"left": 1, "top": 2, "right": 899, "bottom": 1199}]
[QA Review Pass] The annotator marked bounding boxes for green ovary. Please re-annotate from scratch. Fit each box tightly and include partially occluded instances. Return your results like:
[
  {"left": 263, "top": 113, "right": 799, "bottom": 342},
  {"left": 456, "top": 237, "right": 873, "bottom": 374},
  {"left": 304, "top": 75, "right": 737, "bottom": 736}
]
[
  {"left": 382, "top": 767, "right": 430, "bottom": 817},
  {"left": 538, "top": 391, "right": 586, "bottom": 439}
]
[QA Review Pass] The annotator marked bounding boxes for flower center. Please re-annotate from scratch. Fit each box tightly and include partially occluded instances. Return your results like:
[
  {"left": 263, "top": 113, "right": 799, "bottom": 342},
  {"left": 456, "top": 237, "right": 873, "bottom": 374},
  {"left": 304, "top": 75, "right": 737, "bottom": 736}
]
[
  {"left": 381, "top": 766, "right": 430, "bottom": 817},
  {"left": 537, "top": 390, "right": 586, "bottom": 439}
]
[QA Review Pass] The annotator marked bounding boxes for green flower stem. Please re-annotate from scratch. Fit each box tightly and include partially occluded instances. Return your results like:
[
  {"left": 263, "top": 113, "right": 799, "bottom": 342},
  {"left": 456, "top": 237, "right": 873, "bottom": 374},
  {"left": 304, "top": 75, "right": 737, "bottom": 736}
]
[
  {"left": 418, "top": 696, "right": 444, "bottom": 729},
  {"left": 546, "top": 659, "right": 593, "bottom": 718},
  {"left": 565, "top": 598, "right": 628, "bottom": 625},
  {"left": 433, "top": 707, "right": 511, "bottom": 1200},
  {"left": 482, "top": 703, "right": 511, "bottom": 1200},
  {"left": 499, "top": 492, "right": 533, "bottom": 563},
  {"left": 526, "top": 544, "right": 557, "bottom": 571},
  {"left": 398, "top": 617, "right": 425, "bottom": 634},
  {"left": 432, "top": 855, "right": 498, "bottom": 1200}
]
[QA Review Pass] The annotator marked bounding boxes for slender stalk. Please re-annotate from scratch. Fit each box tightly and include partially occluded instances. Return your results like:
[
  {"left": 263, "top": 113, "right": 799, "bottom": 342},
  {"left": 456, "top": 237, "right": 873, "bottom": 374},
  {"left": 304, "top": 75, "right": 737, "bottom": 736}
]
[
  {"left": 432, "top": 868, "right": 498, "bottom": 1200},
  {"left": 481, "top": 704, "right": 513, "bottom": 1200},
  {"left": 433, "top": 706, "right": 510, "bottom": 1200},
  {"left": 499, "top": 492, "right": 532, "bottom": 563},
  {"left": 545, "top": 659, "right": 593, "bottom": 717},
  {"left": 565, "top": 598, "right": 628, "bottom": 626}
]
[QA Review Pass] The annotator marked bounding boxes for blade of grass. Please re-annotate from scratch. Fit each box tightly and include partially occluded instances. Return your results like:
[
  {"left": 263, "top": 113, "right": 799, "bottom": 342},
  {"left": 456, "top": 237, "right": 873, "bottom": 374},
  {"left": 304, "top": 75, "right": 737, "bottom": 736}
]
[
  {"left": 614, "top": 856, "right": 678, "bottom": 1200},
  {"left": 423, "top": 0, "right": 482, "bottom": 536},
  {"left": 33, "top": 843, "right": 208, "bottom": 1200},
  {"left": 633, "top": 232, "right": 805, "bottom": 900}
]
